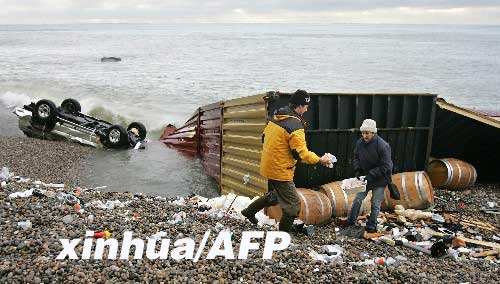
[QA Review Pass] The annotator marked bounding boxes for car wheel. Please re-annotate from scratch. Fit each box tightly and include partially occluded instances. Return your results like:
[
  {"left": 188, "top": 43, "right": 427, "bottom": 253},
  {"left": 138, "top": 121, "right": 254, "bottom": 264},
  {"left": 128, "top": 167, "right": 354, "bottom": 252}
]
[
  {"left": 23, "top": 131, "right": 34, "bottom": 138},
  {"left": 61, "top": 98, "right": 81, "bottom": 113},
  {"left": 105, "top": 125, "right": 129, "bottom": 148},
  {"left": 127, "top": 122, "right": 147, "bottom": 140},
  {"left": 32, "top": 99, "right": 57, "bottom": 131}
]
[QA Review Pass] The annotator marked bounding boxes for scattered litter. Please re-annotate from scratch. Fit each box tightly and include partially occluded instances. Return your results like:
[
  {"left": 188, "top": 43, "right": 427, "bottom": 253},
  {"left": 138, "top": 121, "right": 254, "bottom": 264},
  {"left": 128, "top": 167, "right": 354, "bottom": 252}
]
[
  {"left": 215, "top": 222, "right": 225, "bottom": 231},
  {"left": 89, "top": 199, "right": 129, "bottom": 210},
  {"left": 62, "top": 215, "right": 74, "bottom": 224},
  {"left": 395, "top": 255, "right": 407, "bottom": 262},
  {"left": 383, "top": 257, "right": 398, "bottom": 266},
  {"left": 320, "top": 244, "right": 344, "bottom": 257},
  {"left": 0, "top": 167, "right": 10, "bottom": 181},
  {"left": 341, "top": 178, "right": 366, "bottom": 193},
  {"left": 89, "top": 231, "right": 111, "bottom": 239},
  {"left": 349, "top": 259, "right": 376, "bottom": 266},
  {"left": 17, "top": 220, "right": 32, "bottom": 230},
  {"left": 154, "top": 196, "right": 167, "bottom": 201},
  {"left": 432, "top": 214, "right": 446, "bottom": 223},
  {"left": 309, "top": 247, "right": 343, "bottom": 264},
  {"left": 150, "top": 231, "right": 168, "bottom": 240},
  {"left": 360, "top": 252, "right": 370, "bottom": 259},
  {"left": 487, "top": 202, "right": 498, "bottom": 208},
  {"left": 168, "top": 211, "right": 187, "bottom": 225},
  {"left": 9, "top": 189, "right": 34, "bottom": 198},
  {"left": 430, "top": 241, "right": 449, "bottom": 258},
  {"left": 397, "top": 208, "right": 433, "bottom": 221},
  {"left": 457, "top": 247, "right": 471, "bottom": 254},
  {"left": 44, "top": 183, "right": 65, "bottom": 188}
]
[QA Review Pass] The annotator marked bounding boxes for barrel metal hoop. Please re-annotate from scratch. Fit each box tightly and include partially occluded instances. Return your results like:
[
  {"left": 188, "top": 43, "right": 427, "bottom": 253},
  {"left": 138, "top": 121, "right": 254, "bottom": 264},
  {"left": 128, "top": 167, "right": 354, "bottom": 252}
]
[
  {"left": 453, "top": 159, "right": 462, "bottom": 187},
  {"left": 466, "top": 163, "right": 472, "bottom": 186},
  {"left": 401, "top": 172, "right": 412, "bottom": 208},
  {"left": 341, "top": 188, "right": 348, "bottom": 214},
  {"left": 417, "top": 171, "right": 428, "bottom": 206},
  {"left": 472, "top": 166, "right": 477, "bottom": 184},
  {"left": 297, "top": 191, "right": 309, "bottom": 224},
  {"left": 443, "top": 159, "right": 453, "bottom": 186},
  {"left": 327, "top": 185, "right": 337, "bottom": 213},
  {"left": 323, "top": 191, "right": 333, "bottom": 217},
  {"left": 313, "top": 191, "right": 325, "bottom": 219},
  {"left": 414, "top": 172, "right": 424, "bottom": 203}
]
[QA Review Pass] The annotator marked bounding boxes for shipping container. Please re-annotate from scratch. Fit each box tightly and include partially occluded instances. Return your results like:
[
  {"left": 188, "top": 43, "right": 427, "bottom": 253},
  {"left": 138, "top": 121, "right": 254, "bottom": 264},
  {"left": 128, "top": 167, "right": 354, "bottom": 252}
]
[
  {"left": 160, "top": 102, "right": 223, "bottom": 186},
  {"left": 162, "top": 91, "right": 438, "bottom": 198},
  {"left": 431, "top": 98, "right": 500, "bottom": 181},
  {"left": 159, "top": 109, "right": 199, "bottom": 156},
  {"left": 265, "top": 92, "right": 437, "bottom": 188},
  {"left": 221, "top": 94, "right": 268, "bottom": 196},
  {"left": 199, "top": 102, "right": 223, "bottom": 185}
]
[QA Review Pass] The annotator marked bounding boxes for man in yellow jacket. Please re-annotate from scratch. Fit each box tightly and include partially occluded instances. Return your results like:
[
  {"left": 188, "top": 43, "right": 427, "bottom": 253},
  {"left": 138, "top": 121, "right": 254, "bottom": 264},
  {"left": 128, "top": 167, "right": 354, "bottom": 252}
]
[{"left": 241, "top": 90, "right": 332, "bottom": 232}]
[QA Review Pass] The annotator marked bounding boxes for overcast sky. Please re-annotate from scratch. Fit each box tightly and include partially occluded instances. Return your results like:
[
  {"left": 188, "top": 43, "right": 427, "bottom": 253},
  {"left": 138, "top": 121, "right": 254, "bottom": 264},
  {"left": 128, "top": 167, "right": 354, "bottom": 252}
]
[{"left": 1, "top": 0, "right": 499, "bottom": 25}]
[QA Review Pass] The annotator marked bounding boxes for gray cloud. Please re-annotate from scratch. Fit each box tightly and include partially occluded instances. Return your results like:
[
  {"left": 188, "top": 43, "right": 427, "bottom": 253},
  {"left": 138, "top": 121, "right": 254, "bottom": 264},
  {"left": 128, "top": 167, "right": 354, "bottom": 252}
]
[{"left": 0, "top": 1, "right": 499, "bottom": 24}]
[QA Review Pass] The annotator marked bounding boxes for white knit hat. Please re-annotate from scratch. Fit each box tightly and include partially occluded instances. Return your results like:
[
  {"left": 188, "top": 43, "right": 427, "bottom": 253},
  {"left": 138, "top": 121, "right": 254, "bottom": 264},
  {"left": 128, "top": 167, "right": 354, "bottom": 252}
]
[{"left": 360, "top": 119, "right": 377, "bottom": 133}]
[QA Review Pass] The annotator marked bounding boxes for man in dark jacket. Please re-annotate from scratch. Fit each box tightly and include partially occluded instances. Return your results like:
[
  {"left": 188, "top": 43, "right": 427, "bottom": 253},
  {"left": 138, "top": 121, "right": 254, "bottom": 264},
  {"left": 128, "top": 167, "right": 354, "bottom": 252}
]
[{"left": 347, "top": 119, "right": 393, "bottom": 233}]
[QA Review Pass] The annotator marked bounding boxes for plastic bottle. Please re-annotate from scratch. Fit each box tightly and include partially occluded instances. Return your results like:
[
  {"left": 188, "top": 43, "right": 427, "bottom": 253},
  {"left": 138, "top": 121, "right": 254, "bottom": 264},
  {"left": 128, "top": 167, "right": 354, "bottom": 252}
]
[
  {"left": 375, "top": 257, "right": 385, "bottom": 265},
  {"left": 384, "top": 257, "right": 398, "bottom": 266},
  {"left": 360, "top": 252, "right": 370, "bottom": 259}
]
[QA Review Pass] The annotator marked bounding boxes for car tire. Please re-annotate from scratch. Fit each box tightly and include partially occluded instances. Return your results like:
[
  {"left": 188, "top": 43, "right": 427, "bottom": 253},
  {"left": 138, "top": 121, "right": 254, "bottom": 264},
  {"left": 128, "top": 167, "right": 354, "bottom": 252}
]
[
  {"left": 23, "top": 131, "right": 34, "bottom": 138},
  {"left": 61, "top": 98, "right": 81, "bottom": 113},
  {"left": 127, "top": 122, "right": 147, "bottom": 140},
  {"left": 105, "top": 125, "right": 129, "bottom": 148},
  {"left": 32, "top": 99, "right": 57, "bottom": 131}
]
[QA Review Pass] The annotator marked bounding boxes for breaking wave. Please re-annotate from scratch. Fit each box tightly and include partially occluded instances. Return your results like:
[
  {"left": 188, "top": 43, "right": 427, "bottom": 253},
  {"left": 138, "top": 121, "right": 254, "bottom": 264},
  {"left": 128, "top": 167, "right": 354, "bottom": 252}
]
[{"left": 0, "top": 91, "right": 35, "bottom": 108}]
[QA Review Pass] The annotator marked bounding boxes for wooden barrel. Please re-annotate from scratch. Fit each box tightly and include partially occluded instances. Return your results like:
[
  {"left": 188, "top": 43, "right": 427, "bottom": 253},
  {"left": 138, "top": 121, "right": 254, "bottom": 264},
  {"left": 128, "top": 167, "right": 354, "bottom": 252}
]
[
  {"left": 265, "top": 188, "right": 332, "bottom": 225},
  {"left": 427, "top": 158, "right": 477, "bottom": 189},
  {"left": 319, "top": 181, "right": 372, "bottom": 217},
  {"left": 381, "top": 171, "right": 434, "bottom": 211}
]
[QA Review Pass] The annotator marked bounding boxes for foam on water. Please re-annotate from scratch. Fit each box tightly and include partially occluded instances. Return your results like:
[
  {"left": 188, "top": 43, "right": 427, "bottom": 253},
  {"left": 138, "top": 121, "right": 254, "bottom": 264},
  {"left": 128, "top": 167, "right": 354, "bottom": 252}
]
[{"left": 0, "top": 91, "right": 34, "bottom": 108}]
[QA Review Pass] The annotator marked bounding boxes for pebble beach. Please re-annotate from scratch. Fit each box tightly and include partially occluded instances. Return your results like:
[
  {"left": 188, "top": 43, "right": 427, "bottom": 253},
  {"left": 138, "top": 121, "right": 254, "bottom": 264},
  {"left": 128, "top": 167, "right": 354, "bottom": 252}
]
[{"left": 1, "top": 136, "right": 499, "bottom": 283}]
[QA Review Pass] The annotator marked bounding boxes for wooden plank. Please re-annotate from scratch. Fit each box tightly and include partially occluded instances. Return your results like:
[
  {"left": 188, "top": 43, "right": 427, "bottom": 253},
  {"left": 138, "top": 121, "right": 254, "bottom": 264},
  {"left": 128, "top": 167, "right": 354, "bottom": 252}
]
[
  {"left": 470, "top": 249, "right": 500, "bottom": 258},
  {"left": 363, "top": 232, "right": 383, "bottom": 239},
  {"left": 456, "top": 236, "right": 500, "bottom": 249}
]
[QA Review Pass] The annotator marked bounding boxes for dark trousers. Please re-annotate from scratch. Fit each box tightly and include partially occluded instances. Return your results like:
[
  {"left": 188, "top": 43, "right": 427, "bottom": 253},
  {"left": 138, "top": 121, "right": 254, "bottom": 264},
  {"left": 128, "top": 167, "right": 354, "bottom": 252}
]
[
  {"left": 264, "top": 179, "right": 301, "bottom": 217},
  {"left": 247, "top": 179, "right": 301, "bottom": 218},
  {"left": 347, "top": 186, "right": 386, "bottom": 230}
]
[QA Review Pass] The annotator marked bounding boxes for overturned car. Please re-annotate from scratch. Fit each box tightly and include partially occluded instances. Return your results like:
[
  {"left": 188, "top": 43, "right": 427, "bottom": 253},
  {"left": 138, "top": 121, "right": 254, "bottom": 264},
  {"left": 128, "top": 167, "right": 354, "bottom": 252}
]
[{"left": 14, "top": 98, "right": 147, "bottom": 149}]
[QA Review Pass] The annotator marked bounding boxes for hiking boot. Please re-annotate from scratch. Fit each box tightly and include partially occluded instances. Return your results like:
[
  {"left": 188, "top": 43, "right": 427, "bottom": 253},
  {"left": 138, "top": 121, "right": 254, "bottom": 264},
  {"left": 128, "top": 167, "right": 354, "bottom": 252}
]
[
  {"left": 279, "top": 215, "right": 295, "bottom": 232},
  {"left": 343, "top": 222, "right": 356, "bottom": 228},
  {"left": 241, "top": 196, "right": 269, "bottom": 225},
  {"left": 241, "top": 208, "right": 258, "bottom": 224}
]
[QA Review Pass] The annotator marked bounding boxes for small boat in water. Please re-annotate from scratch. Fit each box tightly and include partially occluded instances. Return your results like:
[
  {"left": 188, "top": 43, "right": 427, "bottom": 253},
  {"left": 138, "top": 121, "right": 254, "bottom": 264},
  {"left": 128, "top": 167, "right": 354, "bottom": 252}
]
[{"left": 101, "top": 57, "right": 121, "bottom": 62}]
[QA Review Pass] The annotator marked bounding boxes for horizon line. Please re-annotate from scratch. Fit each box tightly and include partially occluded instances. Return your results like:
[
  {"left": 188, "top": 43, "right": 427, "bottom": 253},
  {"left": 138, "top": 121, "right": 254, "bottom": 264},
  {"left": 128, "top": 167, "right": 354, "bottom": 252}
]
[{"left": 1, "top": 22, "right": 499, "bottom": 26}]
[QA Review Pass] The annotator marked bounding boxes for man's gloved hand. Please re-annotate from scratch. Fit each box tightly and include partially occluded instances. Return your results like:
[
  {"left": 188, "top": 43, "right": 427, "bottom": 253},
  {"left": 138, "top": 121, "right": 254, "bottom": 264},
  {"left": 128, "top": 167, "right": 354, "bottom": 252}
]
[
  {"left": 354, "top": 170, "right": 362, "bottom": 180},
  {"left": 319, "top": 154, "right": 332, "bottom": 167},
  {"left": 365, "top": 173, "right": 375, "bottom": 182}
]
